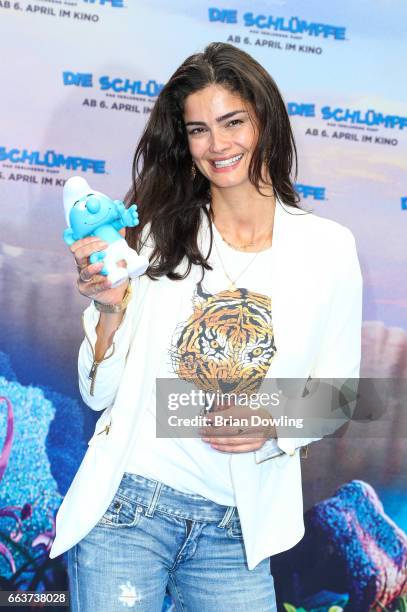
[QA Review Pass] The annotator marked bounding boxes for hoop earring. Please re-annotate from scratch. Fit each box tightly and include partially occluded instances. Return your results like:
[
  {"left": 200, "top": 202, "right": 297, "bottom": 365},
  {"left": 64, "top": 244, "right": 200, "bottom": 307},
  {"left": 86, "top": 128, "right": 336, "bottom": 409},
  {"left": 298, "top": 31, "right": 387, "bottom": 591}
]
[{"left": 191, "top": 161, "right": 196, "bottom": 178}]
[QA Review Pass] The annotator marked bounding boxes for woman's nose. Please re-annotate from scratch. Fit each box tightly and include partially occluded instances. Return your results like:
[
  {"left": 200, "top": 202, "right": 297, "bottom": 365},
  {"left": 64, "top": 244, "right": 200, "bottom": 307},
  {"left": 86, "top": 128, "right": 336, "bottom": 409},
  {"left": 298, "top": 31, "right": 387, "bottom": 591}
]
[
  {"left": 209, "top": 130, "right": 230, "bottom": 153},
  {"left": 86, "top": 195, "right": 101, "bottom": 214}
]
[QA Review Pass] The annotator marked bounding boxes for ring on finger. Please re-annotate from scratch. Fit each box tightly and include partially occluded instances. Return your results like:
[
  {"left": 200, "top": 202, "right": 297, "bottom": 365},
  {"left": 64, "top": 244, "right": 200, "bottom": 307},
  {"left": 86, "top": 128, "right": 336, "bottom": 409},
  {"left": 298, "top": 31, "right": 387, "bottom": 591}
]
[{"left": 79, "top": 269, "right": 92, "bottom": 283}]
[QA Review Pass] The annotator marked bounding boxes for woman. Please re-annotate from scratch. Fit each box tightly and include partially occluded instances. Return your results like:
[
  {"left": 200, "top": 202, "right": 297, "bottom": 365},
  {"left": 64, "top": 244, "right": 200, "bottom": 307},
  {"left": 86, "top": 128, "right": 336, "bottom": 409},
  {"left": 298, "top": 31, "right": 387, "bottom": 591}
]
[{"left": 49, "top": 42, "right": 362, "bottom": 611}]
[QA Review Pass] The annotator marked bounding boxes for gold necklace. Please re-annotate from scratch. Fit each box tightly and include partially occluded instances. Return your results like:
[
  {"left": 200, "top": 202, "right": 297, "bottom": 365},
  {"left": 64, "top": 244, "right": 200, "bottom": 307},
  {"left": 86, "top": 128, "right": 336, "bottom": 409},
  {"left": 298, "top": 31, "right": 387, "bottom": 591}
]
[
  {"left": 218, "top": 228, "right": 273, "bottom": 251},
  {"left": 213, "top": 226, "right": 271, "bottom": 291},
  {"left": 222, "top": 237, "right": 256, "bottom": 250}
]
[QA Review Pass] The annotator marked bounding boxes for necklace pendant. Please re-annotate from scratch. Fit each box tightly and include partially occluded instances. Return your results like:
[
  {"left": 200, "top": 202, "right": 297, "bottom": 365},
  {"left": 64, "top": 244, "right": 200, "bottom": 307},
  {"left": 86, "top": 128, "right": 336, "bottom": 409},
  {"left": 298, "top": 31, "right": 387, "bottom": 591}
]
[{"left": 228, "top": 282, "right": 237, "bottom": 291}]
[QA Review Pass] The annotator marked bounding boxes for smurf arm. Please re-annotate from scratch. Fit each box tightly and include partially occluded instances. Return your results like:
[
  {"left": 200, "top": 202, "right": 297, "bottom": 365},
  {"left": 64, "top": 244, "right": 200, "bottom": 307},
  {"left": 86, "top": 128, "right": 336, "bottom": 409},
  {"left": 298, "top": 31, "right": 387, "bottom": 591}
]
[
  {"left": 112, "top": 201, "right": 140, "bottom": 230},
  {"left": 63, "top": 228, "right": 76, "bottom": 246}
]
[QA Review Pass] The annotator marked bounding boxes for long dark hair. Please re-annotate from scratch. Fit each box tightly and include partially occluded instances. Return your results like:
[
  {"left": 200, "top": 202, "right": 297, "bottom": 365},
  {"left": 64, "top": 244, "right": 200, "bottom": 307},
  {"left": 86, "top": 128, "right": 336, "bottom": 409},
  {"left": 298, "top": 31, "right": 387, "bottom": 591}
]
[{"left": 126, "top": 42, "right": 301, "bottom": 280}]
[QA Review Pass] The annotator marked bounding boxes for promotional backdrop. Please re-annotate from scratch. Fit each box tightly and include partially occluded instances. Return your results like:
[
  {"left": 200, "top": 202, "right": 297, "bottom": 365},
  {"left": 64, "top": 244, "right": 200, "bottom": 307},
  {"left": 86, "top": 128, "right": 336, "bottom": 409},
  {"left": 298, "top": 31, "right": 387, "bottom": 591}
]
[{"left": 0, "top": 1, "right": 406, "bottom": 610}]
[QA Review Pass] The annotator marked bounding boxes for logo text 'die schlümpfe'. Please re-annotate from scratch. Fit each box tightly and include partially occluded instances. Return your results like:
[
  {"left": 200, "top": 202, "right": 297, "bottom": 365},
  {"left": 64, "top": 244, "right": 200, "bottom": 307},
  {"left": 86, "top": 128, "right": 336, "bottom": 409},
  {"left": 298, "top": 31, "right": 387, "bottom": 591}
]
[
  {"left": 62, "top": 73, "right": 164, "bottom": 97},
  {"left": 288, "top": 103, "right": 407, "bottom": 130},
  {"left": 208, "top": 8, "right": 346, "bottom": 40},
  {"left": 295, "top": 185, "right": 326, "bottom": 200},
  {"left": 0, "top": 148, "right": 105, "bottom": 174}
]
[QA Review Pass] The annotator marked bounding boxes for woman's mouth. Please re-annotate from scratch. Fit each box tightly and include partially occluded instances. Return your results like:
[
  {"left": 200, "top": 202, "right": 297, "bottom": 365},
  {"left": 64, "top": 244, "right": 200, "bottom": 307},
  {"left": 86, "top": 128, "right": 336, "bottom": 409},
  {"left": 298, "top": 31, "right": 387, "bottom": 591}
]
[{"left": 210, "top": 153, "right": 244, "bottom": 171}]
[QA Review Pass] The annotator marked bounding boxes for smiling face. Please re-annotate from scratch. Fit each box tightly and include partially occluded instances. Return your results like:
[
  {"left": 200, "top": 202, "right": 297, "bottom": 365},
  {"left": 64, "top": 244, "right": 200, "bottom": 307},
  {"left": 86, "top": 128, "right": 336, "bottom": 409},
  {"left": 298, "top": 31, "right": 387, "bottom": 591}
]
[
  {"left": 183, "top": 85, "right": 263, "bottom": 190},
  {"left": 69, "top": 193, "right": 115, "bottom": 238}
]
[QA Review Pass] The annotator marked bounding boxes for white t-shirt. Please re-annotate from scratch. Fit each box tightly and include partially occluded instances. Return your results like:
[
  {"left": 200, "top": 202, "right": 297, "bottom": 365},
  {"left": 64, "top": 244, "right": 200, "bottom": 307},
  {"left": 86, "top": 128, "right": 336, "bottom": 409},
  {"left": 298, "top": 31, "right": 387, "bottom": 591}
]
[{"left": 125, "top": 222, "right": 276, "bottom": 505}]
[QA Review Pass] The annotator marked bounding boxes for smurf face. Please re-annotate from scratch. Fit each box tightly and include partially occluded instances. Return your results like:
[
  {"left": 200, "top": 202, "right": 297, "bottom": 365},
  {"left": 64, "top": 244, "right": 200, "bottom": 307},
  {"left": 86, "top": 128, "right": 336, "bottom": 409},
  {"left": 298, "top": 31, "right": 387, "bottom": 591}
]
[{"left": 69, "top": 192, "right": 116, "bottom": 238}]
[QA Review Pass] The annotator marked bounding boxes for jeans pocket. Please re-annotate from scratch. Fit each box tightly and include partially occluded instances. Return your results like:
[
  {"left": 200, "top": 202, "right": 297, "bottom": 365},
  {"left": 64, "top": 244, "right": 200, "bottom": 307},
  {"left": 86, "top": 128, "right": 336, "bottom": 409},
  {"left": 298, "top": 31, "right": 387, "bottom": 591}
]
[
  {"left": 98, "top": 494, "right": 144, "bottom": 528},
  {"left": 227, "top": 516, "right": 243, "bottom": 539}
]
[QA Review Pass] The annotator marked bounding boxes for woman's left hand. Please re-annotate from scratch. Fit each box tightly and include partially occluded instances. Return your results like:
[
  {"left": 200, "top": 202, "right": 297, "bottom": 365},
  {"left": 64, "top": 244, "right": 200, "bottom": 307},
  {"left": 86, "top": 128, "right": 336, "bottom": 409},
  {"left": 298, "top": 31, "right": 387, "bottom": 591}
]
[{"left": 198, "top": 405, "right": 277, "bottom": 453}]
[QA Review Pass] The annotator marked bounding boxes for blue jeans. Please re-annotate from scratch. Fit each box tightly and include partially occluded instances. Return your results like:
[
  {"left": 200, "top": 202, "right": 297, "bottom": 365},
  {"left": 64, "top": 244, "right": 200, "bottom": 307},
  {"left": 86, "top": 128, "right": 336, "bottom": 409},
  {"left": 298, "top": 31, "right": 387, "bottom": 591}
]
[{"left": 67, "top": 472, "right": 277, "bottom": 611}]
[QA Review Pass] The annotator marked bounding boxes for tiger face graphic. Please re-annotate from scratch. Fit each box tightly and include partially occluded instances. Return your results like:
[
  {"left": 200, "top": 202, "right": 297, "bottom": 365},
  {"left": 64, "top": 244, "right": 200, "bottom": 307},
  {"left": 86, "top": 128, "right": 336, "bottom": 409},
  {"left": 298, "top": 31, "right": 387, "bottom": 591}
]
[{"left": 169, "top": 281, "right": 277, "bottom": 395}]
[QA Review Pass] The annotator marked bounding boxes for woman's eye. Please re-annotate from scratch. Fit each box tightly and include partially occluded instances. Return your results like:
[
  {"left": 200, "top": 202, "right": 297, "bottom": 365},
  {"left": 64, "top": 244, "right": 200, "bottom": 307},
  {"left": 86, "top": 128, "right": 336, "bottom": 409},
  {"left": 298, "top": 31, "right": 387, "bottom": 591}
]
[
  {"left": 188, "top": 127, "right": 206, "bottom": 135},
  {"left": 188, "top": 119, "right": 243, "bottom": 135},
  {"left": 226, "top": 119, "right": 243, "bottom": 127}
]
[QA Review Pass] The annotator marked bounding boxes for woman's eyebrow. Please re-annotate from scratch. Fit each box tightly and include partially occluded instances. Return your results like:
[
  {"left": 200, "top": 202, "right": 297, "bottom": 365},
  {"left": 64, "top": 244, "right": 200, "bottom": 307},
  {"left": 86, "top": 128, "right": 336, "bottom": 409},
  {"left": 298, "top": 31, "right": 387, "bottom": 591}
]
[{"left": 185, "top": 110, "right": 248, "bottom": 127}]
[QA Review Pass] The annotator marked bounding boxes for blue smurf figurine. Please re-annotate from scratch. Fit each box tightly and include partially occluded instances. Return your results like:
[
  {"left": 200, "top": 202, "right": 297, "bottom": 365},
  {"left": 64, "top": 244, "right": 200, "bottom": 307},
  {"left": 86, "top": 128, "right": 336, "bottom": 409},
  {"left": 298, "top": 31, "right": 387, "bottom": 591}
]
[{"left": 63, "top": 176, "right": 149, "bottom": 287}]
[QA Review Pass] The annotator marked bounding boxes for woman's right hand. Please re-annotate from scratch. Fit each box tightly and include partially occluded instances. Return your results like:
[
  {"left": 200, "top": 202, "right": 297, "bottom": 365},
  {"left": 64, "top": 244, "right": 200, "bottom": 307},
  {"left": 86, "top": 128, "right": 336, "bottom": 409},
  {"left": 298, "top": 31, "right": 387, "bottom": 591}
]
[{"left": 69, "top": 236, "right": 129, "bottom": 305}]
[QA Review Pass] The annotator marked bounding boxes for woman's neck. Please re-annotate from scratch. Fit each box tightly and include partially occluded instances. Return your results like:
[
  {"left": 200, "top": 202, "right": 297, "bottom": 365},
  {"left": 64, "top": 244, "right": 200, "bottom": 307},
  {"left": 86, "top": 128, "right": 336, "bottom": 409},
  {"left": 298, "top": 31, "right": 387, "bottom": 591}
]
[{"left": 210, "top": 182, "right": 276, "bottom": 250}]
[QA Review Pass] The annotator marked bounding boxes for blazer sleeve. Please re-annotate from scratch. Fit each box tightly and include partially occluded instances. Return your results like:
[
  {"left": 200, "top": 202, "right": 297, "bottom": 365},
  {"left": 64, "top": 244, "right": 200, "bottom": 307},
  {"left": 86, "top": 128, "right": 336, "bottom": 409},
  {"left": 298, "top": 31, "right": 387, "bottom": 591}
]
[
  {"left": 309, "top": 228, "right": 363, "bottom": 379},
  {"left": 255, "top": 227, "right": 363, "bottom": 463},
  {"left": 78, "top": 277, "right": 139, "bottom": 411},
  {"left": 77, "top": 223, "right": 154, "bottom": 411}
]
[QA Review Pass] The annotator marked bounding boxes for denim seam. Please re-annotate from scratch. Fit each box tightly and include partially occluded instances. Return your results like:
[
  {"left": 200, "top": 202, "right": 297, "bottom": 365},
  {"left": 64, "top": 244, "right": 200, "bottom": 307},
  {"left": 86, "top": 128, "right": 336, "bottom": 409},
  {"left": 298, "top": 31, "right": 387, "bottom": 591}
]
[
  {"left": 217, "top": 506, "right": 235, "bottom": 528},
  {"left": 226, "top": 522, "right": 243, "bottom": 539},
  {"left": 168, "top": 573, "right": 186, "bottom": 611},
  {"left": 170, "top": 522, "right": 203, "bottom": 572},
  {"left": 99, "top": 507, "right": 143, "bottom": 528},
  {"left": 145, "top": 481, "right": 163, "bottom": 517},
  {"left": 116, "top": 496, "right": 233, "bottom": 524},
  {"left": 73, "top": 545, "right": 80, "bottom": 612},
  {"left": 149, "top": 507, "right": 231, "bottom": 524}
]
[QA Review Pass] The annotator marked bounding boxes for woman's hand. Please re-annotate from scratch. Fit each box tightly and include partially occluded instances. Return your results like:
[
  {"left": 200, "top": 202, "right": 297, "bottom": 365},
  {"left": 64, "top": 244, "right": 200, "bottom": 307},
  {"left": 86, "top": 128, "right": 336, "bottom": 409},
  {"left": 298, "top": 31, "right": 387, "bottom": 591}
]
[
  {"left": 69, "top": 236, "right": 128, "bottom": 305},
  {"left": 198, "top": 405, "right": 277, "bottom": 453}
]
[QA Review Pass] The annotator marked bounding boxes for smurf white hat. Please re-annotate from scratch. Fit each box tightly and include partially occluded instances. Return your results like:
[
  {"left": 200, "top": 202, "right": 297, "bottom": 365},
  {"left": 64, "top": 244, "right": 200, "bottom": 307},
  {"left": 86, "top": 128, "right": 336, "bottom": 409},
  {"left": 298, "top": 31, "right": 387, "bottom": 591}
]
[
  {"left": 63, "top": 176, "right": 104, "bottom": 226},
  {"left": 63, "top": 176, "right": 92, "bottom": 226}
]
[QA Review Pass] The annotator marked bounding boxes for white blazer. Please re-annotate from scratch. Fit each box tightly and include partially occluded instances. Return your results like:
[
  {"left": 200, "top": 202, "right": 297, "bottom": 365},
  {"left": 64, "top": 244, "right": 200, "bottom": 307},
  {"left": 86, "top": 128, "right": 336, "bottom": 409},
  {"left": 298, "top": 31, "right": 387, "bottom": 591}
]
[{"left": 49, "top": 201, "right": 363, "bottom": 570}]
